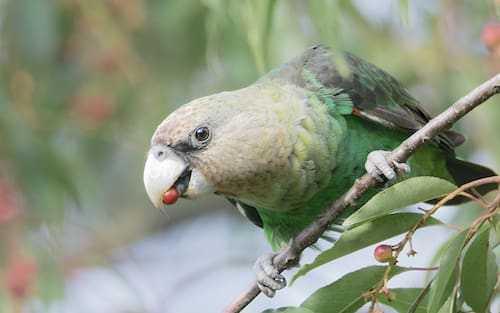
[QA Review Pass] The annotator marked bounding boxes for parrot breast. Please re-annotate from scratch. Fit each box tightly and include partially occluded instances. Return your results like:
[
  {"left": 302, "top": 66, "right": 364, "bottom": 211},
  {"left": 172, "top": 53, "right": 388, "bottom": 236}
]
[{"left": 195, "top": 82, "right": 345, "bottom": 212}]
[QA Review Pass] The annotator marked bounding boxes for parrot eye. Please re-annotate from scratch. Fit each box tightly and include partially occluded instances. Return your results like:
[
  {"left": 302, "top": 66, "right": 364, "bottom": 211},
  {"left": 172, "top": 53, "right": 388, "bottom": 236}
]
[{"left": 194, "top": 126, "right": 210, "bottom": 143}]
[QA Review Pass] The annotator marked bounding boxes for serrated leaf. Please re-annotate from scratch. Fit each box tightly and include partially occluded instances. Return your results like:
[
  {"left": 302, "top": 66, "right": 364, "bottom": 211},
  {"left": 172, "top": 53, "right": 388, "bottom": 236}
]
[
  {"left": 460, "top": 224, "right": 496, "bottom": 313},
  {"left": 343, "top": 177, "right": 456, "bottom": 229},
  {"left": 292, "top": 213, "right": 441, "bottom": 283},
  {"left": 261, "top": 307, "right": 314, "bottom": 313},
  {"left": 428, "top": 228, "right": 470, "bottom": 313},
  {"left": 378, "top": 288, "right": 429, "bottom": 313},
  {"left": 300, "top": 266, "right": 409, "bottom": 313}
]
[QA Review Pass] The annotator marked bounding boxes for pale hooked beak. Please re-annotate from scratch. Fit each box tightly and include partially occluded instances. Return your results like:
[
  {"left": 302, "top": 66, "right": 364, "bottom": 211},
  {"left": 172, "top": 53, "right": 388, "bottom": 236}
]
[{"left": 143, "top": 144, "right": 188, "bottom": 208}]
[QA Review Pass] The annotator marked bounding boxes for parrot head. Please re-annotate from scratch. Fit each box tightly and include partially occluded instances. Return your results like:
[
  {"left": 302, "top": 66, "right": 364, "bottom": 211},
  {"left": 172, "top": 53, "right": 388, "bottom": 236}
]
[
  {"left": 143, "top": 84, "right": 305, "bottom": 210},
  {"left": 143, "top": 94, "right": 220, "bottom": 208}
]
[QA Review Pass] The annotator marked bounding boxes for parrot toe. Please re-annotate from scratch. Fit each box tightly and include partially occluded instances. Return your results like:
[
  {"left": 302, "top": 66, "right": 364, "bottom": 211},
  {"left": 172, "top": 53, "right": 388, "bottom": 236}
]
[
  {"left": 365, "top": 150, "right": 410, "bottom": 182},
  {"left": 254, "top": 253, "right": 287, "bottom": 297}
]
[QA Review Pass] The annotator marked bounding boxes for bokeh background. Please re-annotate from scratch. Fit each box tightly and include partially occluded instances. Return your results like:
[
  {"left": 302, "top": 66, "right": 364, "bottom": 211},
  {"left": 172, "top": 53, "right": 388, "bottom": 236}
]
[{"left": 0, "top": 0, "right": 499, "bottom": 312}]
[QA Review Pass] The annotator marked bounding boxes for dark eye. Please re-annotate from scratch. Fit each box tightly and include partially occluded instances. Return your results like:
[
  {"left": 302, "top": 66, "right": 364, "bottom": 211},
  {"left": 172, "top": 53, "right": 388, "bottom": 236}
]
[{"left": 194, "top": 126, "right": 210, "bottom": 142}]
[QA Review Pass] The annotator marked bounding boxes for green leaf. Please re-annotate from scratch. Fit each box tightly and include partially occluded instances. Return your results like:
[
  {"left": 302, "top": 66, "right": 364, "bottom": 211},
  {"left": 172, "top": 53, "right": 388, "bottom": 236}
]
[
  {"left": 398, "top": 0, "right": 410, "bottom": 27},
  {"left": 427, "top": 228, "right": 470, "bottom": 313},
  {"left": 261, "top": 307, "right": 314, "bottom": 313},
  {"left": 343, "top": 177, "right": 456, "bottom": 229},
  {"left": 460, "top": 224, "right": 496, "bottom": 313},
  {"left": 241, "top": 0, "right": 276, "bottom": 74},
  {"left": 378, "top": 288, "right": 429, "bottom": 313},
  {"left": 492, "top": 213, "right": 500, "bottom": 249},
  {"left": 292, "top": 213, "right": 441, "bottom": 283},
  {"left": 436, "top": 293, "right": 456, "bottom": 313},
  {"left": 300, "top": 266, "right": 409, "bottom": 313}
]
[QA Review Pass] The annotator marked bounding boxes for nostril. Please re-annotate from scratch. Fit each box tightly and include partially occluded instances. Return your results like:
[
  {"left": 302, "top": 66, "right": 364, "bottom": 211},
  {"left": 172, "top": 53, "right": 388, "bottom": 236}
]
[{"left": 151, "top": 144, "right": 169, "bottom": 160}]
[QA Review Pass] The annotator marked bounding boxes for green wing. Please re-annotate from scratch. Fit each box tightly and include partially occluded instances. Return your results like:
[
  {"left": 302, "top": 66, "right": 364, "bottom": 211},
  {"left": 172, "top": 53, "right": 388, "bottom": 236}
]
[{"left": 261, "top": 45, "right": 464, "bottom": 154}]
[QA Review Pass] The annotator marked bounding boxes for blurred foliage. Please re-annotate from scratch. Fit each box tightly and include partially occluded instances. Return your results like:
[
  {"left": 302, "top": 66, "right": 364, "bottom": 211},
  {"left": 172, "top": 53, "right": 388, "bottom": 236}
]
[{"left": 0, "top": 0, "right": 499, "bottom": 311}]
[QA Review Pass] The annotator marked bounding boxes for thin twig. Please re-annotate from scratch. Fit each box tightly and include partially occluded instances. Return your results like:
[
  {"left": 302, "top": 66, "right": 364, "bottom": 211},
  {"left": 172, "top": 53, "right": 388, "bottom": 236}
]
[
  {"left": 457, "top": 191, "right": 490, "bottom": 208},
  {"left": 224, "top": 74, "right": 500, "bottom": 313}
]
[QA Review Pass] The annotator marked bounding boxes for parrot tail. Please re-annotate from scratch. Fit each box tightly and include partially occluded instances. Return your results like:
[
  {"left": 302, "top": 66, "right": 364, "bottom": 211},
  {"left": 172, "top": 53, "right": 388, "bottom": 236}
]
[{"left": 445, "top": 157, "right": 498, "bottom": 203}]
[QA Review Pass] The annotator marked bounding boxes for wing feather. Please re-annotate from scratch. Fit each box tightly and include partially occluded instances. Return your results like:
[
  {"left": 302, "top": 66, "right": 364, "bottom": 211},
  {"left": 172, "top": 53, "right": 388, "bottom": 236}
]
[{"left": 262, "top": 45, "right": 464, "bottom": 154}]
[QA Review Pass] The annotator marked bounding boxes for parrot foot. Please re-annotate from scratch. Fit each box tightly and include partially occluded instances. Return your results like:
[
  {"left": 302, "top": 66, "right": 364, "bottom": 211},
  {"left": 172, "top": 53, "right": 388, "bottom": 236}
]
[
  {"left": 365, "top": 150, "right": 410, "bottom": 182},
  {"left": 254, "top": 252, "right": 287, "bottom": 297}
]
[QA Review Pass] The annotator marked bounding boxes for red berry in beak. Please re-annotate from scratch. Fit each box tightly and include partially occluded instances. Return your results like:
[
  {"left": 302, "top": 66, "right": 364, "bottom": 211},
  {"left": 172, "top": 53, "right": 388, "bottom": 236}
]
[{"left": 162, "top": 188, "right": 179, "bottom": 205}]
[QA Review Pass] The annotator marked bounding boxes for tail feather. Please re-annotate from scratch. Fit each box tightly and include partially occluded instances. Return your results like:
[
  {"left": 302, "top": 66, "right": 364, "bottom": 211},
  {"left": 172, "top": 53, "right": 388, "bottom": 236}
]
[{"left": 445, "top": 157, "right": 498, "bottom": 203}]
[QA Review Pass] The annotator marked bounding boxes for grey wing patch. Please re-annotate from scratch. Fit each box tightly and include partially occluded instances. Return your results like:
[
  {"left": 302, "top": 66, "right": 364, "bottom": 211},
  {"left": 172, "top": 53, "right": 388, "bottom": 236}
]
[
  {"left": 227, "top": 198, "right": 263, "bottom": 228},
  {"left": 357, "top": 106, "right": 424, "bottom": 131}
]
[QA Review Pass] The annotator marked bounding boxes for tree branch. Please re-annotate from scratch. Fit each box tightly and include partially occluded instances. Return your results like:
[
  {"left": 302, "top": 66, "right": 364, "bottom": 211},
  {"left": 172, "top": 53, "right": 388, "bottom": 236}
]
[{"left": 224, "top": 73, "right": 500, "bottom": 313}]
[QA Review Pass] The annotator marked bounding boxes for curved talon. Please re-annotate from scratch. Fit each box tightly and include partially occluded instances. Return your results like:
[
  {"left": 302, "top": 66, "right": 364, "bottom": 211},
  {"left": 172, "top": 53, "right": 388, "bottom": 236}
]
[
  {"left": 393, "top": 160, "right": 411, "bottom": 173},
  {"left": 365, "top": 150, "right": 410, "bottom": 182},
  {"left": 254, "top": 253, "right": 287, "bottom": 298}
]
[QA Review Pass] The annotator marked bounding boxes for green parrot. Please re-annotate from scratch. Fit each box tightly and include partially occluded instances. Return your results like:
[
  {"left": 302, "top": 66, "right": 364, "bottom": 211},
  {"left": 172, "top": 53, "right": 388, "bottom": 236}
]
[{"left": 143, "top": 45, "right": 496, "bottom": 296}]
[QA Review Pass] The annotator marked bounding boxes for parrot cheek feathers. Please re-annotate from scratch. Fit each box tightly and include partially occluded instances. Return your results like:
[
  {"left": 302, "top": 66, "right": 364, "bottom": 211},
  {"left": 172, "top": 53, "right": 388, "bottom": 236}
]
[{"left": 183, "top": 169, "right": 214, "bottom": 199}]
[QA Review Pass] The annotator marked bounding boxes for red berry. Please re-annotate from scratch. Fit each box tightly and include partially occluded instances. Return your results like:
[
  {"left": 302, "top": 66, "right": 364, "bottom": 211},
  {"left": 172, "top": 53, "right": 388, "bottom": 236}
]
[
  {"left": 162, "top": 188, "right": 179, "bottom": 205},
  {"left": 482, "top": 23, "right": 500, "bottom": 51},
  {"left": 374, "top": 244, "right": 393, "bottom": 263},
  {"left": 5, "top": 256, "right": 38, "bottom": 299}
]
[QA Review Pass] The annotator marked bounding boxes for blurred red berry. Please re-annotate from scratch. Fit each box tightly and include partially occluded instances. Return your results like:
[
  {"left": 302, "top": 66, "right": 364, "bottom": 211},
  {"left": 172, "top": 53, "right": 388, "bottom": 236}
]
[
  {"left": 4, "top": 256, "right": 38, "bottom": 299},
  {"left": 482, "top": 23, "right": 500, "bottom": 51},
  {"left": 95, "top": 49, "right": 121, "bottom": 73}
]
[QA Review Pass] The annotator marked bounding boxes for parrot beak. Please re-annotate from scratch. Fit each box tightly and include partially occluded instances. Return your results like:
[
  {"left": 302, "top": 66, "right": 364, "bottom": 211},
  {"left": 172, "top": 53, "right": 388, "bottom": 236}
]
[{"left": 143, "top": 144, "right": 189, "bottom": 208}]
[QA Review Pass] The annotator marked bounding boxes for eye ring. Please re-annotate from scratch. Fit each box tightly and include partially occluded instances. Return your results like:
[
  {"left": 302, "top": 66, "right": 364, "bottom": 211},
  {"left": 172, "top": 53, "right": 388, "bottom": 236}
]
[{"left": 194, "top": 126, "right": 210, "bottom": 143}]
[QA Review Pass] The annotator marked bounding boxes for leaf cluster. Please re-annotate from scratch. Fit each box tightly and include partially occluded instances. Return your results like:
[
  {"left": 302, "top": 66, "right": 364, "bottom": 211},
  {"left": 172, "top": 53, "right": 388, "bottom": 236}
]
[{"left": 265, "top": 177, "right": 500, "bottom": 313}]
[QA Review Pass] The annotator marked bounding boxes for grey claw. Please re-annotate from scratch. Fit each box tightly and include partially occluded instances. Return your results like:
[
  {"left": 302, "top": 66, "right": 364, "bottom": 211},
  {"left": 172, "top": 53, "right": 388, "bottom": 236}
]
[
  {"left": 394, "top": 160, "right": 411, "bottom": 173},
  {"left": 257, "top": 282, "right": 276, "bottom": 298},
  {"left": 254, "top": 253, "right": 287, "bottom": 297},
  {"left": 365, "top": 150, "right": 411, "bottom": 181}
]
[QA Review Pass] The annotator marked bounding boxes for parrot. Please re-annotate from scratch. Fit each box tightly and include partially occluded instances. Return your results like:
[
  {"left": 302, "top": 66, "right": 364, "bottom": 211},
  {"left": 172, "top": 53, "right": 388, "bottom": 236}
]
[{"left": 143, "top": 45, "right": 497, "bottom": 297}]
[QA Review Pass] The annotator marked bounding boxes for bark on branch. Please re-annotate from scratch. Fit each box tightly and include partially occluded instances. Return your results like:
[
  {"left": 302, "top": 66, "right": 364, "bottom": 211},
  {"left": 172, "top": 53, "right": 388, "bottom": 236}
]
[{"left": 224, "top": 73, "right": 500, "bottom": 313}]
